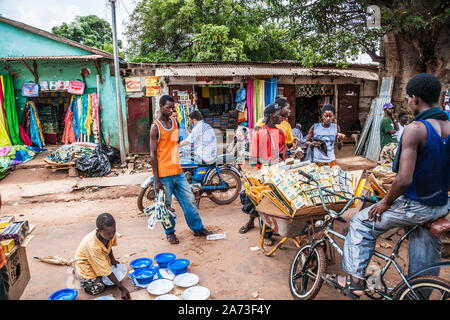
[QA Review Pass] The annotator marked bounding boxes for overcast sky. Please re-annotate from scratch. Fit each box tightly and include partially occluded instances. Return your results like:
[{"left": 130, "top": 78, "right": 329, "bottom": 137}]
[{"left": 0, "top": 0, "right": 136, "bottom": 44}]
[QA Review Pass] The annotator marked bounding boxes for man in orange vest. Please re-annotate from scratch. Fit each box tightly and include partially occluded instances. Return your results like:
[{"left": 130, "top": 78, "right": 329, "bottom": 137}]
[{"left": 150, "top": 95, "right": 211, "bottom": 244}]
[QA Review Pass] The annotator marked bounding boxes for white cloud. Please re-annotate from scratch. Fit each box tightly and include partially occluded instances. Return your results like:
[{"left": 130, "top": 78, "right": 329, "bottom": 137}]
[{"left": 0, "top": 0, "right": 135, "bottom": 43}]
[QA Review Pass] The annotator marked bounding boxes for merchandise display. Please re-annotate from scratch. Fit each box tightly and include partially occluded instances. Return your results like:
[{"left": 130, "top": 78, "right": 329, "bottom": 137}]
[{"left": 244, "top": 160, "right": 358, "bottom": 217}]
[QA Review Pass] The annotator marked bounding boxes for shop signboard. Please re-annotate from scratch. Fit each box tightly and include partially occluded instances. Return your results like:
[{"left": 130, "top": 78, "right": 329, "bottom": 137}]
[
  {"left": 125, "top": 77, "right": 141, "bottom": 92},
  {"left": 145, "top": 76, "right": 161, "bottom": 96}
]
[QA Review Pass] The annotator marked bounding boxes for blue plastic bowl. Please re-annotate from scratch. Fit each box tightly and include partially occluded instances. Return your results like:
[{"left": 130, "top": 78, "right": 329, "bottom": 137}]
[
  {"left": 130, "top": 267, "right": 157, "bottom": 286},
  {"left": 167, "top": 258, "right": 190, "bottom": 275},
  {"left": 154, "top": 252, "right": 176, "bottom": 268},
  {"left": 48, "top": 288, "right": 78, "bottom": 300},
  {"left": 130, "top": 258, "right": 153, "bottom": 269}
]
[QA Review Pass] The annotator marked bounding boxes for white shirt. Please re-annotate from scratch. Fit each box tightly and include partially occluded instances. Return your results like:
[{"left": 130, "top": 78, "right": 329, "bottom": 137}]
[
  {"left": 186, "top": 120, "right": 217, "bottom": 163},
  {"left": 396, "top": 123, "right": 405, "bottom": 141}
]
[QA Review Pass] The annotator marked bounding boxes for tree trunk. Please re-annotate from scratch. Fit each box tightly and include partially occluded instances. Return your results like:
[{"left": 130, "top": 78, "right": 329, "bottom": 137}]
[{"left": 379, "top": 25, "right": 450, "bottom": 114}]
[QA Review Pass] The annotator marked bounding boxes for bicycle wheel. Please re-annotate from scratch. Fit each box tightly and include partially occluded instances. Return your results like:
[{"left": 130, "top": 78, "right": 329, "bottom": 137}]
[
  {"left": 289, "top": 243, "right": 327, "bottom": 300},
  {"left": 206, "top": 169, "right": 242, "bottom": 205},
  {"left": 137, "top": 186, "right": 155, "bottom": 212},
  {"left": 394, "top": 276, "right": 450, "bottom": 300}
]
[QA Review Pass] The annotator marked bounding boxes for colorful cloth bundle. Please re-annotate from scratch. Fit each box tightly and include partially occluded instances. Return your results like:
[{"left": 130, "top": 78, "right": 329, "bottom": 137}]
[
  {"left": 25, "top": 101, "right": 45, "bottom": 148},
  {"left": 47, "top": 144, "right": 94, "bottom": 164},
  {"left": 0, "top": 145, "right": 42, "bottom": 180}
]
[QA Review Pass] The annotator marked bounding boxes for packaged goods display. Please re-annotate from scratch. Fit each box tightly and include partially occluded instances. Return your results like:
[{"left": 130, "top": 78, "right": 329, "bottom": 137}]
[
  {"left": 0, "top": 221, "right": 30, "bottom": 245},
  {"left": 244, "top": 161, "right": 357, "bottom": 217}
]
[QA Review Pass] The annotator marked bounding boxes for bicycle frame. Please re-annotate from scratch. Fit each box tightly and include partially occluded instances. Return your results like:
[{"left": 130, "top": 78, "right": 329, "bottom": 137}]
[{"left": 298, "top": 172, "right": 448, "bottom": 300}]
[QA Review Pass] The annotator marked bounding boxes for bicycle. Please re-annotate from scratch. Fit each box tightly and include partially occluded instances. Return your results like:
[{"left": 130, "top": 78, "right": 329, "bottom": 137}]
[{"left": 288, "top": 170, "right": 450, "bottom": 300}]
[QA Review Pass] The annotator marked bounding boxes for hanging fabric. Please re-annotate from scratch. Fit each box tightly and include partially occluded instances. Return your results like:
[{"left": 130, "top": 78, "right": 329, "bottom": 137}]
[
  {"left": 265, "top": 78, "right": 278, "bottom": 106},
  {"left": 259, "top": 79, "right": 265, "bottom": 115},
  {"left": 1, "top": 75, "right": 23, "bottom": 145},
  {"left": 62, "top": 96, "right": 76, "bottom": 144},
  {"left": 91, "top": 93, "right": 100, "bottom": 143},
  {"left": 0, "top": 76, "right": 12, "bottom": 147},
  {"left": 253, "top": 79, "right": 260, "bottom": 126},
  {"left": 246, "top": 79, "right": 254, "bottom": 129},
  {"left": 72, "top": 97, "right": 80, "bottom": 141},
  {"left": 26, "top": 101, "right": 45, "bottom": 148},
  {"left": 19, "top": 124, "right": 32, "bottom": 146},
  {"left": 85, "top": 94, "right": 93, "bottom": 137},
  {"left": 202, "top": 86, "right": 210, "bottom": 98}
]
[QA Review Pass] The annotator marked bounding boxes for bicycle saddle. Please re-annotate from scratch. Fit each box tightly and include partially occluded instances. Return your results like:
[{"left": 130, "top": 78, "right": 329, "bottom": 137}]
[{"left": 426, "top": 218, "right": 450, "bottom": 237}]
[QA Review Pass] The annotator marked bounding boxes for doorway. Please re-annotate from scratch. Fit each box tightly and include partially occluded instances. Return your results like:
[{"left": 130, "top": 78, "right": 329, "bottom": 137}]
[{"left": 127, "top": 97, "right": 152, "bottom": 154}]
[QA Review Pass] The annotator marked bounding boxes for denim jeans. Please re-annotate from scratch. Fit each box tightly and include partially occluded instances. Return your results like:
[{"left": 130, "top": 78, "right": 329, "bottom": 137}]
[
  {"left": 343, "top": 196, "right": 449, "bottom": 279},
  {"left": 155, "top": 172, "right": 205, "bottom": 235}
]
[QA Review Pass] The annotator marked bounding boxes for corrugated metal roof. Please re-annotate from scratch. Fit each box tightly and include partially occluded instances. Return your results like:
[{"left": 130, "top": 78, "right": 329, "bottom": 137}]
[
  {"left": 155, "top": 64, "right": 378, "bottom": 80},
  {"left": 0, "top": 54, "right": 104, "bottom": 61}
]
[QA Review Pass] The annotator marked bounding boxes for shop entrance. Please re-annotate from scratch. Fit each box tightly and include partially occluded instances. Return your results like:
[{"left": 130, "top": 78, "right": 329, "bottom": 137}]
[{"left": 127, "top": 97, "right": 152, "bottom": 154}]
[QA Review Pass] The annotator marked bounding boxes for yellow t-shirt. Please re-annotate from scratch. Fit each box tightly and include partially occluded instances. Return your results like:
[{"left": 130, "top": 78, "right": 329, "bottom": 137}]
[
  {"left": 255, "top": 118, "right": 293, "bottom": 144},
  {"left": 75, "top": 230, "right": 117, "bottom": 279}
]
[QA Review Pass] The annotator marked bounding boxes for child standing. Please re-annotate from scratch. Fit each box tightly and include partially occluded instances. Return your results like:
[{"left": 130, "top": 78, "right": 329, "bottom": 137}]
[{"left": 305, "top": 104, "right": 344, "bottom": 166}]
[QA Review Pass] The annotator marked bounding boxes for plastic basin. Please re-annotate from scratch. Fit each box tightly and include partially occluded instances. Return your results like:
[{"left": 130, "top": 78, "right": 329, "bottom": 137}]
[
  {"left": 130, "top": 258, "right": 153, "bottom": 269},
  {"left": 154, "top": 252, "right": 176, "bottom": 268},
  {"left": 167, "top": 259, "right": 190, "bottom": 275},
  {"left": 130, "top": 267, "right": 156, "bottom": 286}
]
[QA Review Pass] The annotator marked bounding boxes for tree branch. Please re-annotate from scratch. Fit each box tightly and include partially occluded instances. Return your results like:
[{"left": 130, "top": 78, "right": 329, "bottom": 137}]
[{"left": 366, "top": 50, "right": 385, "bottom": 63}]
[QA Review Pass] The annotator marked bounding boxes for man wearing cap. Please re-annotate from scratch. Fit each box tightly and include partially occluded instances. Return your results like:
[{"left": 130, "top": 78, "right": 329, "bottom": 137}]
[{"left": 380, "top": 102, "right": 399, "bottom": 151}]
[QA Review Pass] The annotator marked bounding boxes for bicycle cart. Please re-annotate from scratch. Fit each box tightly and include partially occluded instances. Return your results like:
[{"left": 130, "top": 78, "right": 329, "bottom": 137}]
[{"left": 255, "top": 195, "right": 346, "bottom": 256}]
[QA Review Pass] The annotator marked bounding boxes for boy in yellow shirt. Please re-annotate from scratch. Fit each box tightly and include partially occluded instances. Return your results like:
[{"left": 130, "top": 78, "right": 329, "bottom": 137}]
[{"left": 74, "top": 213, "right": 130, "bottom": 299}]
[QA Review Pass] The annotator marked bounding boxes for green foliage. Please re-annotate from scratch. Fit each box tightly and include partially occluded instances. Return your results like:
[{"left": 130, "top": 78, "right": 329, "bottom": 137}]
[
  {"left": 52, "top": 15, "right": 120, "bottom": 51},
  {"left": 125, "top": 0, "right": 450, "bottom": 65},
  {"left": 192, "top": 25, "right": 247, "bottom": 61}
]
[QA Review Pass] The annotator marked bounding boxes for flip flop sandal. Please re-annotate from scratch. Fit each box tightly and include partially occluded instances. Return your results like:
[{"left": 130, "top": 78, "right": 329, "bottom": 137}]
[
  {"left": 167, "top": 233, "right": 179, "bottom": 244},
  {"left": 239, "top": 224, "right": 254, "bottom": 234},
  {"left": 321, "top": 274, "right": 364, "bottom": 300}
]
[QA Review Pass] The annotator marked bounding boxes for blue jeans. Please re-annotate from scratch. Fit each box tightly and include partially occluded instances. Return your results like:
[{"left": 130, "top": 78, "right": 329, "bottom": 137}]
[
  {"left": 343, "top": 196, "right": 449, "bottom": 279},
  {"left": 154, "top": 172, "right": 205, "bottom": 235}
]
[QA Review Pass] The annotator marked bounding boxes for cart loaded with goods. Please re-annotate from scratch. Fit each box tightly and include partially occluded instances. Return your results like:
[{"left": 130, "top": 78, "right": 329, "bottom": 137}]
[{"left": 243, "top": 160, "right": 365, "bottom": 256}]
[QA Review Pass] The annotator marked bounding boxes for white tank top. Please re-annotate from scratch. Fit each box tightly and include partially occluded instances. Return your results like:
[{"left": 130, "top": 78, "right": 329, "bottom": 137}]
[{"left": 313, "top": 123, "right": 337, "bottom": 163}]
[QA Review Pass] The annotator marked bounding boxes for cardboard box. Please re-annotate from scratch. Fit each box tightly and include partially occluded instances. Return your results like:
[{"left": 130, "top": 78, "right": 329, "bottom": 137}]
[
  {"left": 6, "top": 245, "right": 31, "bottom": 300},
  {"left": 1, "top": 239, "right": 15, "bottom": 253},
  {"left": 0, "top": 216, "right": 14, "bottom": 229}
]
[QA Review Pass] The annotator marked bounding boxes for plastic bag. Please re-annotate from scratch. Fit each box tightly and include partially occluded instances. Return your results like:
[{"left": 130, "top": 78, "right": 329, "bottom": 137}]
[
  {"left": 235, "top": 88, "right": 246, "bottom": 102},
  {"left": 75, "top": 144, "right": 111, "bottom": 177},
  {"left": 102, "top": 143, "right": 121, "bottom": 164}
]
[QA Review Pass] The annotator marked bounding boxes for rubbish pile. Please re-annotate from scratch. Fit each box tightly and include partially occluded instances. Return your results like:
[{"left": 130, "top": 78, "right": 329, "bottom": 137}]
[{"left": 244, "top": 160, "right": 361, "bottom": 217}]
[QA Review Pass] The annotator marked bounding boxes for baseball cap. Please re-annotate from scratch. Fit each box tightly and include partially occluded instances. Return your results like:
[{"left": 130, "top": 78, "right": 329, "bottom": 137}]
[{"left": 383, "top": 102, "right": 395, "bottom": 110}]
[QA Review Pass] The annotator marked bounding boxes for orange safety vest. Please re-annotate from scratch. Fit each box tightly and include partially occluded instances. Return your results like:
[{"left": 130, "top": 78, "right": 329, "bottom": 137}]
[{"left": 153, "top": 118, "right": 183, "bottom": 178}]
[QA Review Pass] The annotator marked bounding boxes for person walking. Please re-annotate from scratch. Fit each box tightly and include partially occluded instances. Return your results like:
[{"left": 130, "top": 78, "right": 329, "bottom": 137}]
[
  {"left": 150, "top": 95, "right": 211, "bottom": 244},
  {"left": 396, "top": 112, "right": 409, "bottom": 141},
  {"left": 239, "top": 103, "right": 287, "bottom": 246}
]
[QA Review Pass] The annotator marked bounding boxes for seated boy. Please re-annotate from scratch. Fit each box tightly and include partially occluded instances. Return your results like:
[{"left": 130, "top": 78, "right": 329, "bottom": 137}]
[{"left": 74, "top": 213, "right": 131, "bottom": 299}]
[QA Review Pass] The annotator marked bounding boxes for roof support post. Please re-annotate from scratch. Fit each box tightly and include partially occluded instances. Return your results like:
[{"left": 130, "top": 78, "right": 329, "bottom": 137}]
[{"left": 21, "top": 60, "right": 39, "bottom": 83}]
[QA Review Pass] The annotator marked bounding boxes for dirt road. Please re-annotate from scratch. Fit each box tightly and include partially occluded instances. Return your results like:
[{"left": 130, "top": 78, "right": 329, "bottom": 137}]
[{"left": 2, "top": 144, "right": 447, "bottom": 300}]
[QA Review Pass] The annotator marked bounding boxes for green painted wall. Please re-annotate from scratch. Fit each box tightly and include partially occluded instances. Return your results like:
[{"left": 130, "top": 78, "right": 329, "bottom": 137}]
[
  {"left": 0, "top": 21, "right": 91, "bottom": 57},
  {"left": 0, "top": 21, "right": 129, "bottom": 153}
]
